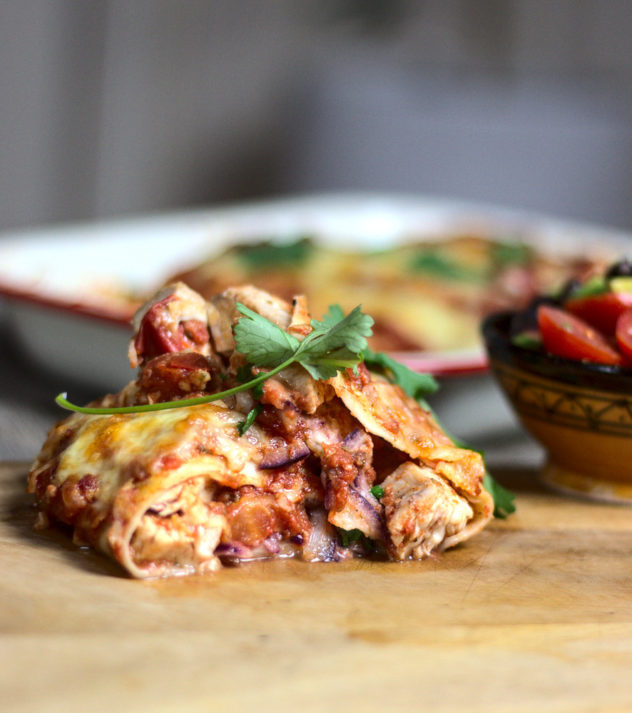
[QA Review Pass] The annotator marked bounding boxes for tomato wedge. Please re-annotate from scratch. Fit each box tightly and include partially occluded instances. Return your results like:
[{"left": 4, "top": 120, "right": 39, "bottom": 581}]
[
  {"left": 537, "top": 304, "right": 622, "bottom": 365},
  {"left": 564, "top": 291, "right": 632, "bottom": 334},
  {"left": 615, "top": 308, "right": 632, "bottom": 364}
]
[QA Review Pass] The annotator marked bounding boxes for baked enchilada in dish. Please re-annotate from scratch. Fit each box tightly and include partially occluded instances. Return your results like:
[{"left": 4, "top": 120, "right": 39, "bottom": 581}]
[
  {"left": 28, "top": 282, "right": 494, "bottom": 578},
  {"left": 172, "top": 234, "right": 606, "bottom": 353}
]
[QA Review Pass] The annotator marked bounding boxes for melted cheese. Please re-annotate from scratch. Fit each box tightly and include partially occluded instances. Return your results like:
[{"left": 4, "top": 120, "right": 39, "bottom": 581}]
[{"left": 55, "top": 402, "right": 268, "bottom": 506}]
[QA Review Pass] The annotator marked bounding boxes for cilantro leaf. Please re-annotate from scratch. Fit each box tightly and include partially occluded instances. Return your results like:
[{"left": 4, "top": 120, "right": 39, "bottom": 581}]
[
  {"left": 236, "top": 365, "right": 265, "bottom": 398},
  {"left": 295, "top": 305, "right": 374, "bottom": 380},
  {"left": 409, "top": 250, "right": 487, "bottom": 282},
  {"left": 236, "top": 237, "right": 313, "bottom": 270},
  {"left": 237, "top": 404, "right": 263, "bottom": 436},
  {"left": 337, "top": 528, "right": 379, "bottom": 553},
  {"left": 370, "top": 485, "right": 385, "bottom": 499},
  {"left": 302, "top": 305, "right": 374, "bottom": 356},
  {"left": 491, "top": 240, "right": 532, "bottom": 266},
  {"left": 234, "top": 303, "right": 299, "bottom": 366},
  {"left": 300, "top": 349, "right": 364, "bottom": 381},
  {"left": 483, "top": 471, "right": 516, "bottom": 518},
  {"left": 310, "top": 303, "right": 345, "bottom": 329}
]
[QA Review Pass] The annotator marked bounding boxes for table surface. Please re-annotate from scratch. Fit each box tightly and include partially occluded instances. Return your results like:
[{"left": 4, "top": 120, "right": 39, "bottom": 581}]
[
  {"left": 2, "top": 458, "right": 632, "bottom": 713},
  {"left": 2, "top": 321, "right": 632, "bottom": 712}
]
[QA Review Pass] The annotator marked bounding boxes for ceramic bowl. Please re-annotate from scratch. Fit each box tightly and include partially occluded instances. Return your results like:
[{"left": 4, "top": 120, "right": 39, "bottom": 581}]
[{"left": 482, "top": 310, "right": 632, "bottom": 504}]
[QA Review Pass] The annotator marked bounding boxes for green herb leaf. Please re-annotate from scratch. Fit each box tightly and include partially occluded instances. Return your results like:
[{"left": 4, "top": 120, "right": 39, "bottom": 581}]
[
  {"left": 338, "top": 528, "right": 364, "bottom": 547},
  {"left": 409, "top": 250, "right": 487, "bottom": 282},
  {"left": 234, "top": 303, "right": 299, "bottom": 367},
  {"left": 337, "top": 527, "right": 380, "bottom": 553},
  {"left": 565, "top": 275, "right": 607, "bottom": 300},
  {"left": 303, "top": 305, "right": 374, "bottom": 355},
  {"left": 311, "top": 302, "right": 345, "bottom": 328},
  {"left": 300, "top": 351, "right": 364, "bottom": 381},
  {"left": 235, "top": 364, "right": 255, "bottom": 383},
  {"left": 236, "top": 237, "right": 313, "bottom": 270},
  {"left": 491, "top": 240, "right": 532, "bottom": 266},
  {"left": 483, "top": 471, "right": 516, "bottom": 518},
  {"left": 511, "top": 332, "right": 542, "bottom": 350},
  {"left": 295, "top": 305, "right": 374, "bottom": 380},
  {"left": 237, "top": 404, "right": 263, "bottom": 436},
  {"left": 370, "top": 485, "right": 385, "bottom": 499}
]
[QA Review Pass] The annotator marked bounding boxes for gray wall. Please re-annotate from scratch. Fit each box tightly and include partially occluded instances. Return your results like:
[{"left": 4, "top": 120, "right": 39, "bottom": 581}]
[{"left": 3, "top": 1, "right": 632, "bottom": 231}]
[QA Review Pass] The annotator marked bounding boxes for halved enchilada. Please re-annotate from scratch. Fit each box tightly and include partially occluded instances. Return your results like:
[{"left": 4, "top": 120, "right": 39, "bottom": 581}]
[{"left": 28, "top": 282, "right": 494, "bottom": 577}]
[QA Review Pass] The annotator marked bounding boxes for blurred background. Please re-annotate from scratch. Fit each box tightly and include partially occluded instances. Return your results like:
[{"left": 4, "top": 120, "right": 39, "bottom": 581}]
[
  {"left": 3, "top": 0, "right": 632, "bottom": 232},
  {"left": 2, "top": 0, "right": 632, "bottom": 459}
]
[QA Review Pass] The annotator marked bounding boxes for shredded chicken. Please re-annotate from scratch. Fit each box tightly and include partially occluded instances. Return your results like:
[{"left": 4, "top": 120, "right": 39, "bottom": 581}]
[
  {"left": 382, "top": 462, "right": 474, "bottom": 560},
  {"left": 131, "top": 478, "right": 227, "bottom": 574}
]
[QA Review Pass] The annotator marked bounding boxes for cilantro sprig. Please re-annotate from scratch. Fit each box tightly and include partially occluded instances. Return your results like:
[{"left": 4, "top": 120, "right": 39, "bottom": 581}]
[
  {"left": 237, "top": 404, "right": 263, "bottom": 436},
  {"left": 235, "top": 303, "right": 373, "bottom": 380},
  {"left": 55, "top": 302, "right": 374, "bottom": 416}
]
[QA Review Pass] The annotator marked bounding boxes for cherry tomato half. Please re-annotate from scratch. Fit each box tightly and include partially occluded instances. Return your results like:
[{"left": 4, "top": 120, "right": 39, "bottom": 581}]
[
  {"left": 615, "top": 308, "right": 632, "bottom": 365},
  {"left": 564, "top": 291, "right": 632, "bottom": 334},
  {"left": 537, "top": 304, "right": 622, "bottom": 365}
]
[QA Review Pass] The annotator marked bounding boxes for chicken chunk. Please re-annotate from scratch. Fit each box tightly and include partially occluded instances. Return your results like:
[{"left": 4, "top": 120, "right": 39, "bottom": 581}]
[
  {"left": 130, "top": 477, "right": 227, "bottom": 575},
  {"left": 382, "top": 461, "right": 473, "bottom": 559}
]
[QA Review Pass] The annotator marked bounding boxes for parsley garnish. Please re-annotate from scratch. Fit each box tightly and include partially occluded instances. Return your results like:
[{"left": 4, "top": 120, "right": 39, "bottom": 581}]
[
  {"left": 370, "top": 485, "right": 385, "bottom": 499},
  {"left": 55, "top": 302, "right": 373, "bottom": 415},
  {"left": 236, "top": 237, "right": 313, "bottom": 270},
  {"left": 337, "top": 527, "right": 379, "bottom": 553},
  {"left": 483, "top": 472, "right": 516, "bottom": 519},
  {"left": 338, "top": 528, "right": 365, "bottom": 547},
  {"left": 237, "top": 404, "right": 263, "bottom": 436},
  {"left": 234, "top": 302, "right": 373, "bottom": 380},
  {"left": 409, "top": 250, "right": 487, "bottom": 283},
  {"left": 491, "top": 240, "right": 532, "bottom": 266}
]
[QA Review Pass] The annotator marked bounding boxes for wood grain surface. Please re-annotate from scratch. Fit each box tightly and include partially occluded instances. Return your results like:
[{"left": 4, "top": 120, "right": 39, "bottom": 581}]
[{"left": 1, "top": 461, "right": 631, "bottom": 713}]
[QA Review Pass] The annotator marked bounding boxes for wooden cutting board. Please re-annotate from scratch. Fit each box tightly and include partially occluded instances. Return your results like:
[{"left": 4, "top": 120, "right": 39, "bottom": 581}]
[{"left": 1, "top": 461, "right": 631, "bottom": 713}]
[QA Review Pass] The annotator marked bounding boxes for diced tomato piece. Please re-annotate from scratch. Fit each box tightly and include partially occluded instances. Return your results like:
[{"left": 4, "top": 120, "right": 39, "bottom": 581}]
[
  {"left": 537, "top": 305, "right": 622, "bottom": 365},
  {"left": 564, "top": 292, "right": 632, "bottom": 334},
  {"left": 615, "top": 309, "right": 632, "bottom": 365},
  {"left": 133, "top": 297, "right": 210, "bottom": 364}
]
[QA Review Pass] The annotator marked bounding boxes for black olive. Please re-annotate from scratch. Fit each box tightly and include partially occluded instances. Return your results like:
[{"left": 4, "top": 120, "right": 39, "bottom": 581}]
[{"left": 605, "top": 258, "right": 632, "bottom": 279}]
